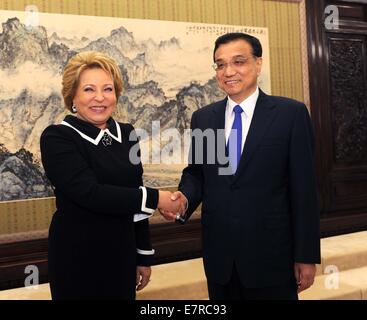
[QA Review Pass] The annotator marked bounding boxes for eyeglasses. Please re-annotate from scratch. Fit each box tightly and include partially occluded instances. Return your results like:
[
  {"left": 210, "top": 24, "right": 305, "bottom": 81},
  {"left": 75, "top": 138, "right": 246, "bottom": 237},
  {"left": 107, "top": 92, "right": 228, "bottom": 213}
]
[{"left": 212, "top": 56, "right": 255, "bottom": 71}]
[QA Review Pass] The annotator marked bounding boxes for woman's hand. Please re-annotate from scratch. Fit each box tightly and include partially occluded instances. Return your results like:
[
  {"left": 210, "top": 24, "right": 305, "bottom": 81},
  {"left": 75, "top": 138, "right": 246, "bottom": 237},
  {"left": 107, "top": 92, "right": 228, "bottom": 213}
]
[
  {"left": 136, "top": 266, "right": 151, "bottom": 291},
  {"left": 157, "top": 190, "right": 180, "bottom": 220}
]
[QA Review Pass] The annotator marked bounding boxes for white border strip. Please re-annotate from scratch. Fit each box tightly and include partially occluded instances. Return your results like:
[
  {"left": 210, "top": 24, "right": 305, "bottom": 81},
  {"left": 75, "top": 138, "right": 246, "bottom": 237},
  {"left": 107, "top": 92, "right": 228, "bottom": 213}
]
[
  {"left": 60, "top": 119, "right": 122, "bottom": 145},
  {"left": 61, "top": 121, "right": 103, "bottom": 145},
  {"left": 137, "top": 248, "right": 155, "bottom": 255},
  {"left": 139, "top": 186, "right": 155, "bottom": 214},
  {"left": 134, "top": 213, "right": 153, "bottom": 222},
  {"left": 106, "top": 120, "right": 122, "bottom": 142}
]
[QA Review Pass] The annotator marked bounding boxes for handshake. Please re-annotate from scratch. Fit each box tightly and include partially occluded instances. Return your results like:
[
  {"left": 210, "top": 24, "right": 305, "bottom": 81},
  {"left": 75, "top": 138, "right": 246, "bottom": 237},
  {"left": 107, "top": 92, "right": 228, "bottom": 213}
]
[{"left": 157, "top": 190, "right": 188, "bottom": 221}]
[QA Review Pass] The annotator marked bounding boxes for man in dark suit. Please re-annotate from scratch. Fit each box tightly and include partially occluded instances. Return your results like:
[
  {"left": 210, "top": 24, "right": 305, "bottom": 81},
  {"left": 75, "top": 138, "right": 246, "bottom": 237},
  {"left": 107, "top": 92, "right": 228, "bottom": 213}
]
[{"left": 162, "top": 33, "right": 320, "bottom": 300}]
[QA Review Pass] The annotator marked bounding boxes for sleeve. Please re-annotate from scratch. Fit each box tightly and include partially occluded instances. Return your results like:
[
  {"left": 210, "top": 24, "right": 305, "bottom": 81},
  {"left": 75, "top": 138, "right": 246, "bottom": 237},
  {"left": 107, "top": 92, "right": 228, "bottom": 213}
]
[
  {"left": 178, "top": 111, "right": 204, "bottom": 220},
  {"left": 132, "top": 140, "right": 154, "bottom": 266},
  {"left": 40, "top": 125, "right": 158, "bottom": 216},
  {"left": 135, "top": 218, "right": 154, "bottom": 266},
  {"left": 289, "top": 104, "right": 321, "bottom": 264}
]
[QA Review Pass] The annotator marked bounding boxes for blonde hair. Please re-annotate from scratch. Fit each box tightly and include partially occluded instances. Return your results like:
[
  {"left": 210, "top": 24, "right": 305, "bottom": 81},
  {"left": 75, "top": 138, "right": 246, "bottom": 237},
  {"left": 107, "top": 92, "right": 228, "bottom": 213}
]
[{"left": 61, "top": 51, "right": 123, "bottom": 111}]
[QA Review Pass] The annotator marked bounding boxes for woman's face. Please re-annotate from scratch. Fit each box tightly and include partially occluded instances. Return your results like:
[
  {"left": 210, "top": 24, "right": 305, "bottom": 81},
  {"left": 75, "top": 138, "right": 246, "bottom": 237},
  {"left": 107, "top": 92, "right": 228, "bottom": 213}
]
[{"left": 73, "top": 68, "right": 117, "bottom": 129}]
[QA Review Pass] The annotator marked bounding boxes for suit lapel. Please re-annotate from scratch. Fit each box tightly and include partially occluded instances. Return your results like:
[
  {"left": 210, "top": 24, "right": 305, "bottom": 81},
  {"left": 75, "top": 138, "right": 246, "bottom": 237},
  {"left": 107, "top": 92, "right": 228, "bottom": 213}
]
[
  {"left": 211, "top": 98, "right": 233, "bottom": 183},
  {"left": 212, "top": 97, "right": 227, "bottom": 130},
  {"left": 232, "top": 90, "right": 277, "bottom": 184}
]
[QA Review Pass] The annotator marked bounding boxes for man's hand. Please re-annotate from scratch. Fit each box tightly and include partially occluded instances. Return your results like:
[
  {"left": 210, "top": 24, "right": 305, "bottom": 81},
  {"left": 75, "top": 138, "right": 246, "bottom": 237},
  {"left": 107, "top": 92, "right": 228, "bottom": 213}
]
[
  {"left": 170, "top": 191, "right": 188, "bottom": 214},
  {"left": 158, "top": 191, "right": 188, "bottom": 221},
  {"left": 294, "top": 263, "right": 316, "bottom": 293},
  {"left": 136, "top": 266, "right": 151, "bottom": 291},
  {"left": 157, "top": 190, "right": 180, "bottom": 220}
]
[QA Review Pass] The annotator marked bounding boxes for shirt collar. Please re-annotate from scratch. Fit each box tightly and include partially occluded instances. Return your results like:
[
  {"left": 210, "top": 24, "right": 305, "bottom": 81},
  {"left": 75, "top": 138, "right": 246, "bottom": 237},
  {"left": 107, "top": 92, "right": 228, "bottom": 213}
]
[
  {"left": 226, "top": 86, "right": 259, "bottom": 118},
  {"left": 60, "top": 115, "right": 122, "bottom": 145}
]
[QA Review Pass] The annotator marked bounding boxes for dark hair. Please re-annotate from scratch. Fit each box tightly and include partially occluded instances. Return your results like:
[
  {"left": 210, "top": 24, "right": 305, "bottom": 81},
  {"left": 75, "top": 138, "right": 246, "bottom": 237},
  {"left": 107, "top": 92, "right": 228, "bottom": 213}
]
[{"left": 213, "top": 32, "right": 263, "bottom": 61}]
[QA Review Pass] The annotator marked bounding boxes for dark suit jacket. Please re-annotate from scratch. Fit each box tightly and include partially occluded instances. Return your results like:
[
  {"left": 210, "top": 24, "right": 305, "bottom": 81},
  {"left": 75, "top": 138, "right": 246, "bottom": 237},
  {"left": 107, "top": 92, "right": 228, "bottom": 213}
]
[{"left": 179, "top": 89, "right": 321, "bottom": 288}]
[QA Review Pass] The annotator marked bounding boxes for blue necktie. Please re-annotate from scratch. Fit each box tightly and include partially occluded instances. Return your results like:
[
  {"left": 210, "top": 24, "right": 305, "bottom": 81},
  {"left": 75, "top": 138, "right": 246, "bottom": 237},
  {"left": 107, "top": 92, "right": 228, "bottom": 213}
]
[{"left": 228, "top": 105, "right": 243, "bottom": 174}]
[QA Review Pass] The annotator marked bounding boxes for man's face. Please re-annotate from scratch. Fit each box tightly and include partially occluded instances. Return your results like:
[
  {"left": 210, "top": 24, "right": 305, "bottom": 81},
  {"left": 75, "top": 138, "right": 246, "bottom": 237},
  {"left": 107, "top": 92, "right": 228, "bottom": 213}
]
[{"left": 214, "top": 39, "right": 262, "bottom": 103}]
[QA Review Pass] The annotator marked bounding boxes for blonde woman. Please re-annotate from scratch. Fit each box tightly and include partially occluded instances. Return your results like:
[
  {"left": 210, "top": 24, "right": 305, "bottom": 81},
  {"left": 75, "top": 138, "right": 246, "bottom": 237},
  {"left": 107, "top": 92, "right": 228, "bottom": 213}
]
[{"left": 40, "top": 51, "right": 180, "bottom": 299}]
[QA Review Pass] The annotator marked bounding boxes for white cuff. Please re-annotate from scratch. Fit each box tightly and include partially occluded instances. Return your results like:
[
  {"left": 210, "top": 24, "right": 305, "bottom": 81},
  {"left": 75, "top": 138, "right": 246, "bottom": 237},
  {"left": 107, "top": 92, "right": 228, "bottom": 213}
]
[
  {"left": 134, "top": 212, "right": 153, "bottom": 222},
  {"left": 137, "top": 248, "right": 155, "bottom": 255},
  {"left": 139, "top": 186, "right": 155, "bottom": 214}
]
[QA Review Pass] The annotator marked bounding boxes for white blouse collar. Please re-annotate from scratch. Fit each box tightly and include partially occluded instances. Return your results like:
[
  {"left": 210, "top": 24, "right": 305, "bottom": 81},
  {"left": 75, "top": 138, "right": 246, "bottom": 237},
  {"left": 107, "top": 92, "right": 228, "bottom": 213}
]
[{"left": 60, "top": 119, "right": 122, "bottom": 146}]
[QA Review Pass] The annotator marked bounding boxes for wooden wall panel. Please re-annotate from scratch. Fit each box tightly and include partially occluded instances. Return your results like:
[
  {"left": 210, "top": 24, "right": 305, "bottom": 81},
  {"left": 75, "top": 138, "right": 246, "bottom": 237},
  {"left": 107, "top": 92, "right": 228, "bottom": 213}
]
[{"left": 307, "top": 0, "right": 367, "bottom": 235}]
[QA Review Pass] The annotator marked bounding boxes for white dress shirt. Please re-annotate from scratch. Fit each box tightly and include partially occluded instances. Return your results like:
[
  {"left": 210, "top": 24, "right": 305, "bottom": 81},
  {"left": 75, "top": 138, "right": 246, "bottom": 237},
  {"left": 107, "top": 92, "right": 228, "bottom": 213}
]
[{"left": 225, "top": 86, "right": 259, "bottom": 153}]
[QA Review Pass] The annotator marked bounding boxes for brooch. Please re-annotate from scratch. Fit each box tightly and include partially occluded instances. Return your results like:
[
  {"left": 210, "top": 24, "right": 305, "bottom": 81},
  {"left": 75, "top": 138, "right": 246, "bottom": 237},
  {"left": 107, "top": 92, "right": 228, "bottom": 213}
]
[{"left": 102, "top": 132, "right": 112, "bottom": 146}]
